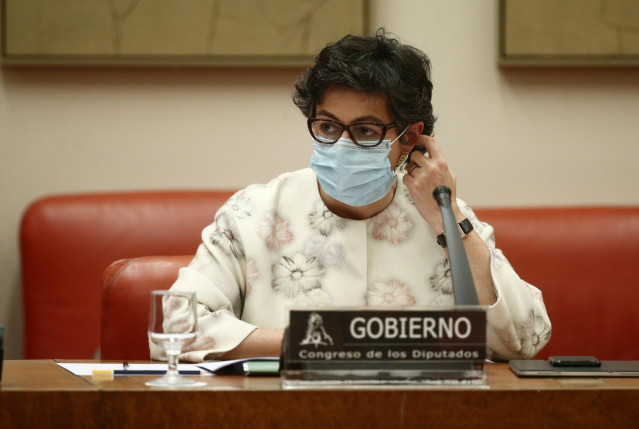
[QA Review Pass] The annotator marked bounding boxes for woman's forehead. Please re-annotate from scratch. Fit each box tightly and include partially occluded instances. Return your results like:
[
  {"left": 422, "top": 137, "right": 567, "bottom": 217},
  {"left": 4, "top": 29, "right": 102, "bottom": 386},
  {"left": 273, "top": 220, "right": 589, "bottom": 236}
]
[{"left": 316, "top": 86, "right": 391, "bottom": 123}]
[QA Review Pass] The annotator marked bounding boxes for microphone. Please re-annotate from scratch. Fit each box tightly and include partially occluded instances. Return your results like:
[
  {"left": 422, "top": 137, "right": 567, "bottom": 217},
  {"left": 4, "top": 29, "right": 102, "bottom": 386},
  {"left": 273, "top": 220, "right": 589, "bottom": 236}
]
[{"left": 432, "top": 186, "right": 480, "bottom": 306}]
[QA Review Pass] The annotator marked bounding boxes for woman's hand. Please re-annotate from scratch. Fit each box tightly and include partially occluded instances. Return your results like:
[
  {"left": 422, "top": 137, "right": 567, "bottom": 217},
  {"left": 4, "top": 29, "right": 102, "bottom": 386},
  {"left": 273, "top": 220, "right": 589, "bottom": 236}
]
[
  {"left": 402, "top": 136, "right": 462, "bottom": 231},
  {"left": 403, "top": 135, "right": 497, "bottom": 306}
]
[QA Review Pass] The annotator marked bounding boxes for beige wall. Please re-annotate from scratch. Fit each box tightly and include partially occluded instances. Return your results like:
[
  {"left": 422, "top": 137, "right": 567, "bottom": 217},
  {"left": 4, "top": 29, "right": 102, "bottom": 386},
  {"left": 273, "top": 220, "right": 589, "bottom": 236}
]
[{"left": 1, "top": 1, "right": 638, "bottom": 358}]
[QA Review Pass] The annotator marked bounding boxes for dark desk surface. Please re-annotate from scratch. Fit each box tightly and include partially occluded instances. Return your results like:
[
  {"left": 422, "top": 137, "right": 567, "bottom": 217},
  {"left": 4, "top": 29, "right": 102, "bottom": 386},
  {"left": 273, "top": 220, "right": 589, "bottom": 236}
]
[{"left": 1, "top": 360, "right": 638, "bottom": 429}]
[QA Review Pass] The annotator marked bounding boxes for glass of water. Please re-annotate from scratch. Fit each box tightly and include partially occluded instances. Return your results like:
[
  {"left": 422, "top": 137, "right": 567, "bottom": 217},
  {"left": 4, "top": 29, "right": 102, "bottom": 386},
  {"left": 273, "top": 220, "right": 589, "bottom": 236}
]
[{"left": 146, "top": 290, "right": 205, "bottom": 387}]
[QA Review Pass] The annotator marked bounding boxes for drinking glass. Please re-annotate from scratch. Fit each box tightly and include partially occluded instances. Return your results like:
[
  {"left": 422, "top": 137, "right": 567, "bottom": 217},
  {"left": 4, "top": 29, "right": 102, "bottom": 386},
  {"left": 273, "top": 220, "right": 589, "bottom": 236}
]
[{"left": 146, "top": 290, "right": 205, "bottom": 387}]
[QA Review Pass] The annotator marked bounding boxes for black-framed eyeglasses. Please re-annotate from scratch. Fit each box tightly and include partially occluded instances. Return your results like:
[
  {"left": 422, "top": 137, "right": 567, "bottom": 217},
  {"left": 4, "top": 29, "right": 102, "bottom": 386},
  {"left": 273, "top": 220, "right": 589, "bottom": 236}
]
[{"left": 307, "top": 118, "right": 397, "bottom": 147}]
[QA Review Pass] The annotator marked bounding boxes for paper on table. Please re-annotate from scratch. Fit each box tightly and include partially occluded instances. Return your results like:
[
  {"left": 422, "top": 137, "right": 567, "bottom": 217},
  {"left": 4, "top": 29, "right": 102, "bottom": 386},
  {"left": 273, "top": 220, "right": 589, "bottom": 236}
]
[
  {"left": 58, "top": 357, "right": 279, "bottom": 377},
  {"left": 57, "top": 362, "right": 207, "bottom": 376}
]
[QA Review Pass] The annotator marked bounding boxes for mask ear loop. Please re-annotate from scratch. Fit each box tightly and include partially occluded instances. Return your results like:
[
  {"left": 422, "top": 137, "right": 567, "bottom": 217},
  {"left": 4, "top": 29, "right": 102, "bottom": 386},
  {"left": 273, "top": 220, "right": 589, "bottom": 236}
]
[{"left": 391, "top": 126, "right": 410, "bottom": 172}]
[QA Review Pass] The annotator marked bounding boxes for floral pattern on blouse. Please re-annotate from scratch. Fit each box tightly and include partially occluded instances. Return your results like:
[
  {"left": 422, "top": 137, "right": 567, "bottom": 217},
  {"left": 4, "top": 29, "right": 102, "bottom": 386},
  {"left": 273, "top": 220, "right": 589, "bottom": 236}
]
[
  {"left": 429, "top": 259, "right": 454, "bottom": 306},
  {"left": 209, "top": 212, "right": 244, "bottom": 258},
  {"left": 245, "top": 258, "right": 259, "bottom": 298},
  {"left": 517, "top": 310, "right": 552, "bottom": 357},
  {"left": 367, "top": 279, "right": 417, "bottom": 306},
  {"left": 430, "top": 259, "right": 453, "bottom": 295},
  {"left": 492, "top": 309, "right": 552, "bottom": 358},
  {"left": 371, "top": 202, "right": 413, "bottom": 244},
  {"left": 182, "top": 328, "right": 216, "bottom": 353},
  {"left": 271, "top": 253, "right": 325, "bottom": 298},
  {"left": 293, "top": 288, "right": 333, "bottom": 306},
  {"left": 308, "top": 201, "right": 346, "bottom": 236},
  {"left": 225, "top": 190, "right": 253, "bottom": 220},
  {"left": 259, "top": 211, "right": 294, "bottom": 251},
  {"left": 303, "top": 234, "right": 355, "bottom": 276}
]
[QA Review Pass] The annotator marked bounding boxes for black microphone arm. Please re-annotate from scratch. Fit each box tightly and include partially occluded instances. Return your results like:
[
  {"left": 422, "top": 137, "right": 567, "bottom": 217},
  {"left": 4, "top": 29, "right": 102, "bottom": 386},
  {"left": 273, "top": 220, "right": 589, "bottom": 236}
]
[{"left": 432, "top": 186, "right": 480, "bottom": 306}]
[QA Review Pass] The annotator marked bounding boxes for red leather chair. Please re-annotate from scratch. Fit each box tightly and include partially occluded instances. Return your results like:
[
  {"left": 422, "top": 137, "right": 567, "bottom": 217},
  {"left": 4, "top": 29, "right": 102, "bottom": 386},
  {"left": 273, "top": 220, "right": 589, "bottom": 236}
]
[
  {"left": 101, "top": 255, "right": 192, "bottom": 360},
  {"left": 475, "top": 207, "right": 639, "bottom": 360},
  {"left": 20, "top": 191, "right": 234, "bottom": 359},
  {"left": 100, "top": 207, "right": 639, "bottom": 361}
]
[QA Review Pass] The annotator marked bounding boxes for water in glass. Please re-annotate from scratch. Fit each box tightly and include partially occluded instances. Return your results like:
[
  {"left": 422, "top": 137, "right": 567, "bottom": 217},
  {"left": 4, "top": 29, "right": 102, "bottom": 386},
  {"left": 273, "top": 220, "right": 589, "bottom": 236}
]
[{"left": 146, "top": 290, "right": 205, "bottom": 387}]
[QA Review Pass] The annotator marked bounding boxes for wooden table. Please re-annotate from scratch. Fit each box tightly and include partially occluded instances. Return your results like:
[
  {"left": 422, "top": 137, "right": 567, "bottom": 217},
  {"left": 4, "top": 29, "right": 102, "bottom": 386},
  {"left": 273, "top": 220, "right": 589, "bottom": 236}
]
[{"left": 1, "top": 360, "right": 638, "bottom": 429}]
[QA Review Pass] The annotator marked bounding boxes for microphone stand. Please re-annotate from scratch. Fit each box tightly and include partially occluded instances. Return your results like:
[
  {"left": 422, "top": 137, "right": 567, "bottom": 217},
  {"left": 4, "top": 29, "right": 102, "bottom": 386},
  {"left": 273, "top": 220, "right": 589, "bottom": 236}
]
[{"left": 432, "top": 186, "right": 479, "bottom": 306}]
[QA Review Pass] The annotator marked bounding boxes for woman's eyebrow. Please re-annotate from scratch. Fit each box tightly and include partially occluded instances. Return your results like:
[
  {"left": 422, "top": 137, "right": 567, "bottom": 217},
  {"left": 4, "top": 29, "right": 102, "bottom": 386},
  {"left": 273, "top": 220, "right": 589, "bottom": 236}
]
[{"left": 316, "top": 109, "right": 386, "bottom": 124}]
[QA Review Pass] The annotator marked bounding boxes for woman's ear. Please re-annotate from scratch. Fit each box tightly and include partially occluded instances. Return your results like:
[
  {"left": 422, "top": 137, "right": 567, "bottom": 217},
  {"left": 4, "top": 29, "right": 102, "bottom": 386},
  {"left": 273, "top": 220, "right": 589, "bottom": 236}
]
[{"left": 400, "top": 122, "right": 425, "bottom": 147}]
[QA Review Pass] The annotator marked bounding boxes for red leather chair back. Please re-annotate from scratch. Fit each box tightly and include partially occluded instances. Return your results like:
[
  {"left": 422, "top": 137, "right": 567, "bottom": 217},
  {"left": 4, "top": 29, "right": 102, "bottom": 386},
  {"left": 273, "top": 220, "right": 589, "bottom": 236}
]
[
  {"left": 20, "top": 191, "right": 234, "bottom": 359},
  {"left": 101, "top": 255, "right": 192, "bottom": 360},
  {"left": 475, "top": 207, "right": 639, "bottom": 360}
]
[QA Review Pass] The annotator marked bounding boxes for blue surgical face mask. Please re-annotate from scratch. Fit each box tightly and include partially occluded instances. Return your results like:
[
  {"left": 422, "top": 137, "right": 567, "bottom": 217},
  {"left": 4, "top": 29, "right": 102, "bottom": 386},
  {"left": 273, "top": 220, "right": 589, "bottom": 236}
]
[{"left": 310, "top": 128, "right": 408, "bottom": 207}]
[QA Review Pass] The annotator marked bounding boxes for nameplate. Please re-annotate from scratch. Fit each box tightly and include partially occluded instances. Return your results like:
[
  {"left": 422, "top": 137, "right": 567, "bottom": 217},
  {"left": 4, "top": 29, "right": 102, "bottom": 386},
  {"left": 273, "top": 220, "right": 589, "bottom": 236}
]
[{"left": 284, "top": 308, "right": 487, "bottom": 369}]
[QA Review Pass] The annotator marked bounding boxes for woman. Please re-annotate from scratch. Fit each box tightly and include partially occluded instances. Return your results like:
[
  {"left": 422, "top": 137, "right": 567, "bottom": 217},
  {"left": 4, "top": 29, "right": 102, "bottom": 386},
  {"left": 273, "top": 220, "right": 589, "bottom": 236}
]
[{"left": 151, "top": 29, "right": 551, "bottom": 362}]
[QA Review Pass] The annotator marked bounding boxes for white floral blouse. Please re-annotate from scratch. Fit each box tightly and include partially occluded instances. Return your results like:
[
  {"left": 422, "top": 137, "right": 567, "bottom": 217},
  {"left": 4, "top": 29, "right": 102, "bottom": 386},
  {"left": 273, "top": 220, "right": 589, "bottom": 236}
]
[{"left": 154, "top": 168, "right": 551, "bottom": 362}]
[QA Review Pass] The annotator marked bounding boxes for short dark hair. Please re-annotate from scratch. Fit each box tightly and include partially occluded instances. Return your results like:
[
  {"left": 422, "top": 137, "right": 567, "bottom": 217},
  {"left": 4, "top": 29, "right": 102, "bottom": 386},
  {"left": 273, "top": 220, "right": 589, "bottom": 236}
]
[{"left": 293, "top": 28, "right": 436, "bottom": 136}]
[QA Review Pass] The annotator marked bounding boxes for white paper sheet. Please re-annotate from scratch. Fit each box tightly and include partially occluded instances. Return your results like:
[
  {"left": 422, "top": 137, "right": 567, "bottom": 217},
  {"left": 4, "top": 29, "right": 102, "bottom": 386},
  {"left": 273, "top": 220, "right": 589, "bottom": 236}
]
[{"left": 57, "top": 362, "right": 207, "bottom": 376}]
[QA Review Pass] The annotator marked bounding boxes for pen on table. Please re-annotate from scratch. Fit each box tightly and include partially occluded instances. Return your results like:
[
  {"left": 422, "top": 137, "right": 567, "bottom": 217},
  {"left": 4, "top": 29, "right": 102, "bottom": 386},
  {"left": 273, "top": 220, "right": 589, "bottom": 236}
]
[
  {"left": 92, "top": 369, "right": 202, "bottom": 376},
  {"left": 92, "top": 363, "right": 201, "bottom": 376}
]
